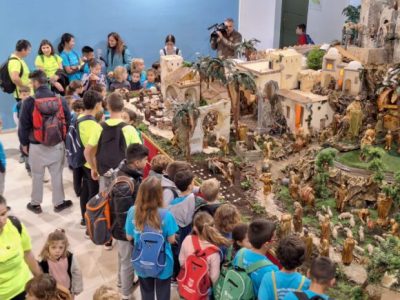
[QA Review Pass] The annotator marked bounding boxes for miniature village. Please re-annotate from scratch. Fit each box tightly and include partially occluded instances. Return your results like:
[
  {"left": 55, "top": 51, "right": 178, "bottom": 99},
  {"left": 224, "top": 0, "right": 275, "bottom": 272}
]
[{"left": 118, "top": 1, "right": 400, "bottom": 299}]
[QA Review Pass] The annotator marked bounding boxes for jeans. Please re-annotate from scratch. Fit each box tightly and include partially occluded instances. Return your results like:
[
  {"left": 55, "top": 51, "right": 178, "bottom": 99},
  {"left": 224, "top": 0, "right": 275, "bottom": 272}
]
[{"left": 139, "top": 277, "right": 171, "bottom": 300}]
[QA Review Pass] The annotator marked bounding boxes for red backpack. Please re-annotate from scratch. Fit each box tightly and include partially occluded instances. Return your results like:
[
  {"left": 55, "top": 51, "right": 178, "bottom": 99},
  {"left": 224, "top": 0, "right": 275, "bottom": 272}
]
[
  {"left": 32, "top": 97, "right": 66, "bottom": 146},
  {"left": 177, "top": 235, "right": 219, "bottom": 300}
]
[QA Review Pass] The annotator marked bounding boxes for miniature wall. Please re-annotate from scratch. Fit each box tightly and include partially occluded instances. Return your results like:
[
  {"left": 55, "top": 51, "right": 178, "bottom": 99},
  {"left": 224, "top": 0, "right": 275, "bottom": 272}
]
[{"left": 0, "top": 0, "right": 239, "bottom": 130}]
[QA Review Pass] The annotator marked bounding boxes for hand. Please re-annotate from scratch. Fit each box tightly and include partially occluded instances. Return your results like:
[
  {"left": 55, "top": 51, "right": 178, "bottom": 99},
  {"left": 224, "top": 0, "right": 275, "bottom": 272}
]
[
  {"left": 91, "top": 169, "right": 99, "bottom": 181},
  {"left": 89, "top": 74, "right": 100, "bottom": 81},
  {"left": 22, "top": 145, "right": 29, "bottom": 155},
  {"left": 53, "top": 82, "right": 64, "bottom": 92},
  {"left": 107, "top": 71, "right": 114, "bottom": 78}
]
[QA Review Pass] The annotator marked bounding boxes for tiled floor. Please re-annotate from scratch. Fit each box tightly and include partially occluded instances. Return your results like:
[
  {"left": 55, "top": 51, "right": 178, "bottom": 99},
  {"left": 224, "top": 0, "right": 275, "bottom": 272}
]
[{"left": 1, "top": 131, "right": 178, "bottom": 300}]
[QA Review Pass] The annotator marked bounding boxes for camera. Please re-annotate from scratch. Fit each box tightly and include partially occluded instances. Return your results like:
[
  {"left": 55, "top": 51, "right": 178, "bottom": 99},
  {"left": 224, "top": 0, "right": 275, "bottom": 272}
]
[{"left": 208, "top": 23, "right": 227, "bottom": 49}]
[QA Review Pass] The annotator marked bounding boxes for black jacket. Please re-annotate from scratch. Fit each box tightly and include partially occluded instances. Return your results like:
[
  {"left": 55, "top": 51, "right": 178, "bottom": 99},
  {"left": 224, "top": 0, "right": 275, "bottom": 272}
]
[
  {"left": 18, "top": 85, "right": 71, "bottom": 146},
  {"left": 110, "top": 160, "right": 143, "bottom": 241}
]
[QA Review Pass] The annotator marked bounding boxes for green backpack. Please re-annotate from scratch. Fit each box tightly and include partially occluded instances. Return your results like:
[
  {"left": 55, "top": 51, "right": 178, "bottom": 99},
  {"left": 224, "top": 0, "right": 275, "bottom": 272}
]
[
  {"left": 213, "top": 245, "right": 234, "bottom": 299},
  {"left": 214, "top": 248, "right": 272, "bottom": 300}
]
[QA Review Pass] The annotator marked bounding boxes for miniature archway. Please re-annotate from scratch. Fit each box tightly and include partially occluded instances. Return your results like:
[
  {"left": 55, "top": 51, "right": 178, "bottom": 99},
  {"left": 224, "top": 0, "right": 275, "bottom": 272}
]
[
  {"left": 344, "top": 79, "right": 351, "bottom": 94},
  {"left": 166, "top": 85, "right": 178, "bottom": 100},
  {"left": 184, "top": 88, "right": 198, "bottom": 102},
  {"left": 202, "top": 110, "right": 220, "bottom": 147}
]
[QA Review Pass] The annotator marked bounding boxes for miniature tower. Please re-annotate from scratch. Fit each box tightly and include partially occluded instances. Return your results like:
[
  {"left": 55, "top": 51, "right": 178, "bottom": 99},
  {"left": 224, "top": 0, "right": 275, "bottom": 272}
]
[{"left": 160, "top": 55, "right": 184, "bottom": 98}]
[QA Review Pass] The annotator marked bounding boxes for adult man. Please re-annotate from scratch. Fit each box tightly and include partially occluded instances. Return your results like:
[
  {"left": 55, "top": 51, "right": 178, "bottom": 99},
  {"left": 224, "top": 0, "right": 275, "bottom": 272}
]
[
  {"left": 213, "top": 18, "right": 242, "bottom": 59},
  {"left": 8, "top": 39, "right": 32, "bottom": 101},
  {"left": 18, "top": 70, "right": 71, "bottom": 214}
]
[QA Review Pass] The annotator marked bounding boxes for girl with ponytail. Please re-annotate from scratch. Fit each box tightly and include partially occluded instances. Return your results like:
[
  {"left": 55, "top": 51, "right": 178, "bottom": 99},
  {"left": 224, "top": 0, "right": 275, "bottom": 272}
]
[
  {"left": 58, "top": 33, "right": 83, "bottom": 81},
  {"left": 179, "top": 212, "right": 230, "bottom": 284}
]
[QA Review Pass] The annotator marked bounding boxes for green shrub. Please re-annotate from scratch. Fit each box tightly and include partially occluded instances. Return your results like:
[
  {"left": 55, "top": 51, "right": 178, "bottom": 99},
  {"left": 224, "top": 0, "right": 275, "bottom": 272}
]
[{"left": 307, "top": 48, "right": 325, "bottom": 70}]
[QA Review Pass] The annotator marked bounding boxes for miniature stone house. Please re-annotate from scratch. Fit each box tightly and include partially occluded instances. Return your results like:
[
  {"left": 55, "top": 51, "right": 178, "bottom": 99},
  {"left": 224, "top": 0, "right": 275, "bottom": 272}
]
[
  {"left": 298, "top": 70, "right": 322, "bottom": 92},
  {"left": 321, "top": 48, "right": 343, "bottom": 88},
  {"left": 277, "top": 89, "right": 333, "bottom": 134},
  {"left": 190, "top": 99, "right": 231, "bottom": 154},
  {"left": 236, "top": 60, "right": 282, "bottom": 90},
  {"left": 342, "top": 61, "right": 364, "bottom": 96}
]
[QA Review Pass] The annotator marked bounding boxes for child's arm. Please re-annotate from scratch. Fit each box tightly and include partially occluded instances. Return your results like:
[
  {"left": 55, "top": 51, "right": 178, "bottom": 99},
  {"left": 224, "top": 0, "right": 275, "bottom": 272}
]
[
  {"left": 178, "top": 236, "right": 190, "bottom": 266},
  {"left": 70, "top": 255, "right": 84, "bottom": 295},
  {"left": 209, "top": 252, "right": 222, "bottom": 284}
]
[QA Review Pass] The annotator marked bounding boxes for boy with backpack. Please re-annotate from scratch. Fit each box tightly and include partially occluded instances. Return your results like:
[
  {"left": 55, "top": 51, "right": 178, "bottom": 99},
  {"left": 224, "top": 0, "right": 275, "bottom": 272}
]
[
  {"left": 259, "top": 236, "right": 310, "bottom": 300},
  {"left": 18, "top": 70, "right": 71, "bottom": 214},
  {"left": 296, "top": 24, "right": 314, "bottom": 46},
  {"left": 162, "top": 161, "right": 191, "bottom": 206},
  {"left": 284, "top": 257, "right": 336, "bottom": 300},
  {"left": 195, "top": 178, "right": 222, "bottom": 217}
]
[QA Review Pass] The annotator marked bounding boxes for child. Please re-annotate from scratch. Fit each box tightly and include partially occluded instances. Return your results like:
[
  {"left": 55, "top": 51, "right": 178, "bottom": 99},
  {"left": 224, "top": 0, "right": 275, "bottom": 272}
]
[
  {"left": 131, "top": 58, "right": 146, "bottom": 85},
  {"left": 179, "top": 212, "right": 229, "bottom": 287},
  {"left": 25, "top": 274, "right": 72, "bottom": 300},
  {"left": 81, "top": 46, "right": 94, "bottom": 74},
  {"left": 65, "top": 80, "right": 84, "bottom": 100},
  {"left": 284, "top": 257, "right": 336, "bottom": 300},
  {"left": 122, "top": 107, "right": 143, "bottom": 141},
  {"left": 129, "top": 70, "right": 142, "bottom": 91},
  {"left": 81, "top": 59, "right": 106, "bottom": 91},
  {"left": 233, "top": 219, "right": 279, "bottom": 295},
  {"left": 109, "top": 66, "right": 131, "bottom": 92},
  {"left": 89, "top": 83, "right": 108, "bottom": 120},
  {"left": 296, "top": 24, "right": 313, "bottom": 46},
  {"left": 12, "top": 85, "right": 31, "bottom": 128},
  {"left": 125, "top": 176, "right": 178, "bottom": 300},
  {"left": 195, "top": 178, "right": 222, "bottom": 216},
  {"left": 39, "top": 229, "right": 83, "bottom": 298},
  {"left": 149, "top": 154, "right": 170, "bottom": 180},
  {"left": 231, "top": 223, "right": 251, "bottom": 258},
  {"left": 93, "top": 285, "right": 120, "bottom": 300},
  {"left": 143, "top": 68, "right": 158, "bottom": 90},
  {"left": 259, "top": 236, "right": 310, "bottom": 300},
  {"left": 70, "top": 99, "right": 84, "bottom": 124},
  {"left": 214, "top": 203, "right": 241, "bottom": 239},
  {"left": 162, "top": 161, "right": 191, "bottom": 206}
]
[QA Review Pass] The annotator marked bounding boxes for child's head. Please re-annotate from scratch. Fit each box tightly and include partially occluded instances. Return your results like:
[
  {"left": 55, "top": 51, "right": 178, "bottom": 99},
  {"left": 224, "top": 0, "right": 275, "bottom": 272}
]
[
  {"left": 277, "top": 235, "right": 306, "bottom": 271},
  {"left": 232, "top": 223, "right": 251, "bottom": 251},
  {"left": 132, "top": 58, "right": 145, "bottom": 72},
  {"left": 309, "top": 257, "right": 336, "bottom": 288},
  {"left": 113, "top": 66, "right": 128, "bottom": 82},
  {"left": 174, "top": 169, "right": 194, "bottom": 193},
  {"left": 83, "top": 90, "right": 104, "bottom": 113},
  {"left": 214, "top": 203, "right": 241, "bottom": 235},
  {"left": 193, "top": 212, "right": 230, "bottom": 246},
  {"left": 146, "top": 69, "right": 156, "bottom": 83},
  {"left": 40, "top": 229, "right": 69, "bottom": 261},
  {"left": 66, "top": 80, "right": 83, "bottom": 96},
  {"left": 93, "top": 285, "right": 120, "bottom": 300},
  {"left": 131, "top": 70, "right": 141, "bottom": 83},
  {"left": 166, "top": 161, "right": 191, "bottom": 180},
  {"left": 296, "top": 23, "right": 306, "bottom": 35},
  {"left": 150, "top": 154, "right": 170, "bottom": 175},
  {"left": 82, "top": 45, "right": 94, "bottom": 60},
  {"left": 122, "top": 107, "right": 137, "bottom": 125},
  {"left": 165, "top": 34, "right": 176, "bottom": 50},
  {"left": 38, "top": 39, "right": 55, "bottom": 56},
  {"left": 200, "top": 178, "right": 220, "bottom": 202},
  {"left": 106, "top": 92, "right": 124, "bottom": 113},
  {"left": 25, "top": 274, "right": 59, "bottom": 300},
  {"left": 126, "top": 143, "right": 149, "bottom": 171},
  {"left": 71, "top": 99, "right": 84, "bottom": 114},
  {"left": 89, "top": 83, "right": 107, "bottom": 98},
  {"left": 89, "top": 59, "right": 102, "bottom": 75},
  {"left": 19, "top": 85, "right": 31, "bottom": 100},
  {"left": 248, "top": 219, "right": 276, "bottom": 250}
]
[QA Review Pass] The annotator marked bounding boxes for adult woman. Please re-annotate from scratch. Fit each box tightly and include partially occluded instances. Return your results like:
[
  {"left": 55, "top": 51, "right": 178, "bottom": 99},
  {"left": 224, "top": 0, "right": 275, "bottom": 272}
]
[
  {"left": 35, "top": 40, "right": 67, "bottom": 94},
  {"left": 0, "top": 195, "right": 41, "bottom": 300},
  {"left": 159, "top": 34, "right": 182, "bottom": 57},
  {"left": 58, "top": 33, "right": 82, "bottom": 82},
  {"left": 106, "top": 32, "right": 132, "bottom": 79}
]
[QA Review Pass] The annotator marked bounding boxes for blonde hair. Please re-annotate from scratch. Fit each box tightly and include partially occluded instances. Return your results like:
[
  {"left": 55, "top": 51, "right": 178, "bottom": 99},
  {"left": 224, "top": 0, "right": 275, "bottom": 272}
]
[
  {"left": 200, "top": 178, "right": 220, "bottom": 202},
  {"left": 151, "top": 154, "right": 171, "bottom": 174},
  {"left": 194, "top": 212, "right": 230, "bottom": 246},
  {"left": 134, "top": 176, "right": 163, "bottom": 231},
  {"left": 113, "top": 66, "right": 127, "bottom": 82},
  {"left": 40, "top": 229, "right": 69, "bottom": 260},
  {"left": 214, "top": 204, "right": 241, "bottom": 235},
  {"left": 131, "top": 58, "right": 144, "bottom": 72},
  {"left": 93, "top": 285, "right": 121, "bottom": 300}
]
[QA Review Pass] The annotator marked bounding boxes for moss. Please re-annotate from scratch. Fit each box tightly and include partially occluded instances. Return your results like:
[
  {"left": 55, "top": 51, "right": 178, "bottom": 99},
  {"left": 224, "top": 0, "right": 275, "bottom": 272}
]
[{"left": 307, "top": 48, "right": 325, "bottom": 70}]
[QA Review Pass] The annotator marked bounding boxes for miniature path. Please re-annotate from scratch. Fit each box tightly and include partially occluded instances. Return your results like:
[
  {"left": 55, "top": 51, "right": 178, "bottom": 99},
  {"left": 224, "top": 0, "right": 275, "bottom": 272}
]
[{"left": 334, "top": 161, "right": 395, "bottom": 182}]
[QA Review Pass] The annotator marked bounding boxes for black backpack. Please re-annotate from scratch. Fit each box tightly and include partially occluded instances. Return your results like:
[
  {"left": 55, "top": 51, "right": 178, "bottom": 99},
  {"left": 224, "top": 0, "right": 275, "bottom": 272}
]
[
  {"left": 0, "top": 57, "right": 23, "bottom": 94},
  {"left": 294, "top": 291, "right": 331, "bottom": 300},
  {"left": 96, "top": 122, "right": 127, "bottom": 176},
  {"left": 8, "top": 216, "right": 22, "bottom": 234}
]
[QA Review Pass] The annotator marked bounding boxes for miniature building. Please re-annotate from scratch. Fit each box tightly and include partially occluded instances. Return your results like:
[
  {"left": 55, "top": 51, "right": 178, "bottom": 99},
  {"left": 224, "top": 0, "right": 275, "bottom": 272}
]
[
  {"left": 377, "top": 88, "right": 400, "bottom": 131},
  {"left": 277, "top": 89, "right": 333, "bottom": 134},
  {"left": 342, "top": 61, "right": 364, "bottom": 96},
  {"left": 321, "top": 48, "right": 343, "bottom": 88},
  {"left": 236, "top": 60, "right": 282, "bottom": 90},
  {"left": 298, "top": 70, "right": 322, "bottom": 92}
]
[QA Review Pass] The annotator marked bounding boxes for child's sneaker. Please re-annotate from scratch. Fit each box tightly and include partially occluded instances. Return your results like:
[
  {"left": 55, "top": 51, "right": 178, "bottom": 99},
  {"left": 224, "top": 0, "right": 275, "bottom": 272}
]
[
  {"left": 27, "top": 203, "right": 42, "bottom": 214},
  {"left": 104, "top": 240, "right": 113, "bottom": 250},
  {"left": 80, "top": 218, "right": 86, "bottom": 228}
]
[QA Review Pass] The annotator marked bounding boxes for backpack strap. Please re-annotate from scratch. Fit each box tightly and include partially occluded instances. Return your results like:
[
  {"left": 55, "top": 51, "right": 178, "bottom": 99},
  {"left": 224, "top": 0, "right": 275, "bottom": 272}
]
[
  {"left": 297, "top": 275, "right": 306, "bottom": 290},
  {"left": 236, "top": 248, "right": 246, "bottom": 269},
  {"left": 67, "top": 252, "right": 73, "bottom": 286},
  {"left": 191, "top": 234, "right": 219, "bottom": 257},
  {"left": 110, "top": 175, "right": 135, "bottom": 194},
  {"left": 8, "top": 216, "right": 22, "bottom": 234},
  {"left": 271, "top": 271, "right": 278, "bottom": 300},
  {"left": 225, "top": 245, "right": 233, "bottom": 262},
  {"left": 163, "top": 186, "right": 179, "bottom": 199},
  {"left": 163, "top": 48, "right": 167, "bottom": 55},
  {"left": 176, "top": 48, "right": 180, "bottom": 55},
  {"left": 294, "top": 291, "right": 310, "bottom": 300},
  {"left": 246, "top": 258, "right": 272, "bottom": 274},
  {"left": 39, "top": 259, "right": 49, "bottom": 274}
]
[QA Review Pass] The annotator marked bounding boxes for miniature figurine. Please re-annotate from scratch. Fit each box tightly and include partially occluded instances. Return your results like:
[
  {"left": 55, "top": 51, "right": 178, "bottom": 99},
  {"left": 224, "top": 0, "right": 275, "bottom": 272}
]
[
  {"left": 346, "top": 97, "right": 363, "bottom": 140},
  {"left": 217, "top": 136, "right": 229, "bottom": 156},
  {"left": 303, "top": 228, "right": 314, "bottom": 261},
  {"left": 226, "top": 162, "right": 235, "bottom": 187},
  {"left": 332, "top": 114, "right": 342, "bottom": 135},
  {"left": 293, "top": 127, "right": 307, "bottom": 152},
  {"left": 377, "top": 192, "right": 393, "bottom": 225},
  {"left": 360, "top": 124, "right": 376, "bottom": 148},
  {"left": 359, "top": 225, "right": 365, "bottom": 242},
  {"left": 293, "top": 201, "right": 303, "bottom": 233},
  {"left": 390, "top": 218, "right": 399, "bottom": 237},
  {"left": 384, "top": 130, "right": 393, "bottom": 151},
  {"left": 375, "top": 113, "right": 384, "bottom": 136},
  {"left": 335, "top": 184, "right": 347, "bottom": 213},
  {"left": 259, "top": 171, "right": 273, "bottom": 196},
  {"left": 300, "top": 185, "right": 315, "bottom": 208},
  {"left": 342, "top": 231, "right": 356, "bottom": 266},
  {"left": 289, "top": 171, "right": 301, "bottom": 201},
  {"left": 357, "top": 208, "right": 370, "bottom": 224},
  {"left": 280, "top": 213, "right": 293, "bottom": 238},
  {"left": 319, "top": 238, "right": 330, "bottom": 257},
  {"left": 237, "top": 124, "right": 248, "bottom": 141},
  {"left": 320, "top": 215, "right": 331, "bottom": 243}
]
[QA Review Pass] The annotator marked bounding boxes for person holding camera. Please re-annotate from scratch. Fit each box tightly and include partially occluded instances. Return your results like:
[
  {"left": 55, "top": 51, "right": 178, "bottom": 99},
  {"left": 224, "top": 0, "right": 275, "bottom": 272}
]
[{"left": 211, "top": 18, "right": 242, "bottom": 59}]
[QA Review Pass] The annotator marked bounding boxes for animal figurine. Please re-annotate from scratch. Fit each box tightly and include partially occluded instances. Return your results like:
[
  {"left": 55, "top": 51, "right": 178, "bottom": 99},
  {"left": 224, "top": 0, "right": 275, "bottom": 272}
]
[
  {"left": 217, "top": 136, "right": 229, "bottom": 156},
  {"left": 377, "top": 192, "right": 393, "bottom": 225},
  {"left": 366, "top": 244, "right": 374, "bottom": 256},
  {"left": 226, "top": 162, "right": 235, "bottom": 187},
  {"left": 342, "top": 231, "right": 356, "bottom": 265},
  {"left": 358, "top": 225, "right": 365, "bottom": 242}
]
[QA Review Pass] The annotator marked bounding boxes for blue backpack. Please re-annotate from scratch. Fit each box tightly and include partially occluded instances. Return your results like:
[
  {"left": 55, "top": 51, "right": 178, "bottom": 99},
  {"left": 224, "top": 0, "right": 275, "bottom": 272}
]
[
  {"left": 131, "top": 209, "right": 168, "bottom": 277},
  {"left": 306, "top": 34, "right": 315, "bottom": 45},
  {"left": 65, "top": 115, "right": 95, "bottom": 169}
]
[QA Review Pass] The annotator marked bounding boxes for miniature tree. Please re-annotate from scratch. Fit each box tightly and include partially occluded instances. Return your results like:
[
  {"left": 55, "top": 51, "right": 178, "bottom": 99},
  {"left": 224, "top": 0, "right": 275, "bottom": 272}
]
[
  {"left": 236, "top": 38, "right": 260, "bottom": 60},
  {"left": 361, "top": 146, "right": 386, "bottom": 184},
  {"left": 314, "top": 148, "right": 338, "bottom": 199},
  {"left": 342, "top": 5, "right": 361, "bottom": 24},
  {"left": 307, "top": 48, "right": 325, "bottom": 70}
]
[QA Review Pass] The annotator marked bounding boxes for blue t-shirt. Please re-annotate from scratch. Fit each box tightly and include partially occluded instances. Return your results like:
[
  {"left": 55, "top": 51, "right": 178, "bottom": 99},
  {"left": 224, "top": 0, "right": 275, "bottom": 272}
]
[
  {"left": 140, "top": 71, "right": 147, "bottom": 85},
  {"left": 233, "top": 248, "right": 279, "bottom": 295},
  {"left": 0, "top": 141, "right": 6, "bottom": 170},
  {"left": 259, "top": 271, "right": 311, "bottom": 300},
  {"left": 284, "top": 290, "right": 329, "bottom": 300},
  {"left": 125, "top": 206, "right": 178, "bottom": 279},
  {"left": 60, "top": 50, "right": 82, "bottom": 81}
]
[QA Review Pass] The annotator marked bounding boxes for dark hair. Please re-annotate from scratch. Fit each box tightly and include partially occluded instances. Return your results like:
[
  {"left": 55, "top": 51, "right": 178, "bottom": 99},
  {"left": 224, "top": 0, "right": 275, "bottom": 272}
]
[
  {"left": 174, "top": 169, "right": 194, "bottom": 192},
  {"left": 277, "top": 235, "right": 306, "bottom": 270},
  {"left": 165, "top": 34, "right": 176, "bottom": 45},
  {"left": 82, "top": 90, "right": 103, "bottom": 110},
  {"left": 71, "top": 99, "right": 84, "bottom": 112},
  {"left": 106, "top": 92, "right": 124, "bottom": 112},
  {"left": 232, "top": 223, "right": 249, "bottom": 252},
  {"left": 150, "top": 154, "right": 170, "bottom": 174},
  {"left": 166, "top": 161, "right": 190, "bottom": 180},
  {"left": 38, "top": 40, "right": 55, "bottom": 56},
  {"left": 152, "top": 62, "right": 160, "bottom": 70},
  {"left": 0, "top": 195, "right": 6, "bottom": 206},
  {"left": 82, "top": 46, "right": 94, "bottom": 54},
  {"left": 65, "top": 80, "right": 83, "bottom": 96},
  {"left": 248, "top": 219, "right": 276, "bottom": 249},
  {"left": 16, "top": 39, "right": 31, "bottom": 52},
  {"left": 297, "top": 24, "right": 306, "bottom": 32},
  {"left": 122, "top": 107, "right": 137, "bottom": 124},
  {"left": 107, "top": 32, "right": 125, "bottom": 54},
  {"left": 29, "top": 70, "right": 48, "bottom": 85},
  {"left": 58, "top": 33, "right": 74, "bottom": 53},
  {"left": 126, "top": 144, "right": 149, "bottom": 163},
  {"left": 310, "top": 257, "right": 336, "bottom": 284},
  {"left": 89, "top": 59, "right": 101, "bottom": 69},
  {"left": 25, "top": 274, "right": 58, "bottom": 300},
  {"left": 89, "top": 83, "right": 106, "bottom": 94}
]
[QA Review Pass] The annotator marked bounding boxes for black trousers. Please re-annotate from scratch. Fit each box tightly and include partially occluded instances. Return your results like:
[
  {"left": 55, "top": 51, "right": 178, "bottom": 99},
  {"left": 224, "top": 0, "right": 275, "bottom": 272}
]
[
  {"left": 72, "top": 166, "right": 83, "bottom": 197},
  {"left": 11, "top": 291, "right": 26, "bottom": 300},
  {"left": 139, "top": 277, "right": 171, "bottom": 300},
  {"left": 80, "top": 166, "right": 99, "bottom": 219}
]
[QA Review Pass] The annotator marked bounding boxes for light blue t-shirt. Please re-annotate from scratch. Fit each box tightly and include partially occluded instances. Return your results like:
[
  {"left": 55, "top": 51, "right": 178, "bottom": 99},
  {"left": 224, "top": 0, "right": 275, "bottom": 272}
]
[
  {"left": 259, "top": 271, "right": 311, "bottom": 300},
  {"left": 233, "top": 248, "right": 279, "bottom": 296},
  {"left": 284, "top": 290, "right": 329, "bottom": 300},
  {"left": 0, "top": 141, "right": 6, "bottom": 169},
  {"left": 125, "top": 206, "right": 178, "bottom": 280},
  {"left": 140, "top": 70, "right": 147, "bottom": 85},
  {"left": 60, "top": 50, "right": 82, "bottom": 81}
]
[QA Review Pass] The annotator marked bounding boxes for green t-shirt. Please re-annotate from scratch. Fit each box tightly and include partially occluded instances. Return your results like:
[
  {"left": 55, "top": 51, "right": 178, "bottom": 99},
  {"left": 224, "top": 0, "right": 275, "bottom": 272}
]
[
  {"left": 0, "top": 219, "right": 32, "bottom": 300},
  {"left": 7, "top": 54, "right": 31, "bottom": 98},
  {"left": 35, "top": 54, "right": 63, "bottom": 78},
  {"left": 78, "top": 114, "right": 102, "bottom": 169}
]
